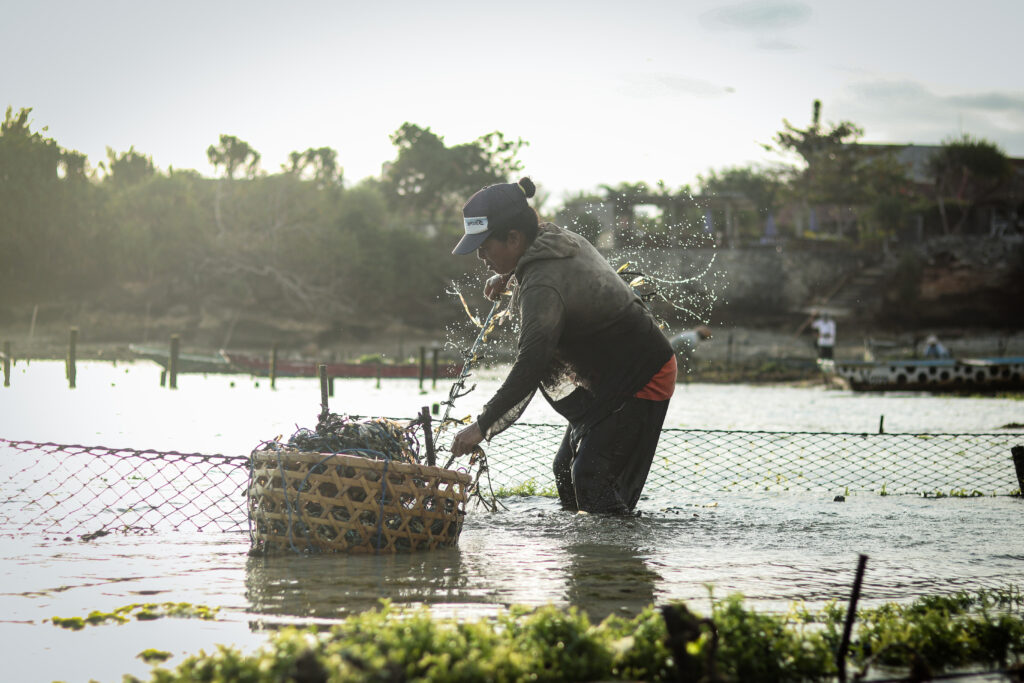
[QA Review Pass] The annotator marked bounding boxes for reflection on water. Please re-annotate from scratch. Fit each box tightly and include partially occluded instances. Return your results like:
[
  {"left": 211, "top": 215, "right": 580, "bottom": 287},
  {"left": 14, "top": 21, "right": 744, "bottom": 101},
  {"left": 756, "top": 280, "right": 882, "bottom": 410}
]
[
  {"left": 562, "top": 542, "right": 661, "bottom": 618},
  {"left": 244, "top": 504, "right": 664, "bottom": 622},
  {"left": 241, "top": 492, "right": 1024, "bottom": 623},
  {"left": 245, "top": 546, "right": 474, "bottom": 620}
]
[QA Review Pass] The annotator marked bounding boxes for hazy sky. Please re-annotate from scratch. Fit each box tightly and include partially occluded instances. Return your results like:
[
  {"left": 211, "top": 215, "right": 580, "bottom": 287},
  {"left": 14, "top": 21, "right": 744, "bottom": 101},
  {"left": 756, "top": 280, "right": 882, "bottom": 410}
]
[{"left": 4, "top": 0, "right": 1023, "bottom": 200}]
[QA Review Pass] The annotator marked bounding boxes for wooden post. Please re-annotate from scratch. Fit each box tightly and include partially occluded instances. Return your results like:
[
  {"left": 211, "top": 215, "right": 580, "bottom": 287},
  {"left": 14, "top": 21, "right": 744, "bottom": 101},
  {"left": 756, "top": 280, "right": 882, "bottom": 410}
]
[
  {"left": 269, "top": 342, "right": 278, "bottom": 390},
  {"left": 1012, "top": 446, "right": 1024, "bottom": 496},
  {"left": 28, "top": 304, "right": 37, "bottom": 357},
  {"left": 328, "top": 376, "right": 335, "bottom": 397},
  {"left": 418, "top": 346, "right": 426, "bottom": 391},
  {"left": 837, "top": 554, "right": 868, "bottom": 683},
  {"left": 67, "top": 327, "right": 78, "bottom": 389},
  {"left": 318, "top": 364, "right": 329, "bottom": 420},
  {"left": 420, "top": 405, "right": 436, "bottom": 467},
  {"left": 431, "top": 347, "right": 439, "bottom": 389},
  {"left": 375, "top": 361, "right": 381, "bottom": 389},
  {"left": 168, "top": 334, "right": 180, "bottom": 389},
  {"left": 878, "top": 415, "right": 885, "bottom": 434},
  {"left": 2, "top": 340, "right": 10, "bottom": 387}
]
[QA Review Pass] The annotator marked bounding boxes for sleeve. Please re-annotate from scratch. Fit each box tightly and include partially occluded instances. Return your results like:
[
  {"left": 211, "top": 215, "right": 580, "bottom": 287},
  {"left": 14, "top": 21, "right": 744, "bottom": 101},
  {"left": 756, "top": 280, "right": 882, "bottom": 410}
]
[{"left": 477, "top": 285, "right": 566, "bottom": 439}]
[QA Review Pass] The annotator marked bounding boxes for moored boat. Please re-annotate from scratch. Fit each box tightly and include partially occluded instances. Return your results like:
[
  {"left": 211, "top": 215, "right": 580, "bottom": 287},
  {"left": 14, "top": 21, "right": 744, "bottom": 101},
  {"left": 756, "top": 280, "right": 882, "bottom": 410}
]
[
  {"left": 128, "top": 344, "right": 233, "bottom": 374},
  {"left": 834, "top": 356, "right": 1024, "bottom": 392}
]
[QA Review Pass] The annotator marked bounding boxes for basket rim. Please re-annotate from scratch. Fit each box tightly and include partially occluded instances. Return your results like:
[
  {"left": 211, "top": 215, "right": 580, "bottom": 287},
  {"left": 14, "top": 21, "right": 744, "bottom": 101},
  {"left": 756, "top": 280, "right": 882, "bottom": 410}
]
[{"left": 250, "top": 448, "right": 473, "bottom": 484}]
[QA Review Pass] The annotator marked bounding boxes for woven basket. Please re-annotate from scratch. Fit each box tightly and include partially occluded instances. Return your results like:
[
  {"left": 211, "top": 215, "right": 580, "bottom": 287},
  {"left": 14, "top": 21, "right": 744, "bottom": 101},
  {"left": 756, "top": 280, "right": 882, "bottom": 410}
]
[{"left": 248, "top": 449, "right": 471, "bottom": 554}]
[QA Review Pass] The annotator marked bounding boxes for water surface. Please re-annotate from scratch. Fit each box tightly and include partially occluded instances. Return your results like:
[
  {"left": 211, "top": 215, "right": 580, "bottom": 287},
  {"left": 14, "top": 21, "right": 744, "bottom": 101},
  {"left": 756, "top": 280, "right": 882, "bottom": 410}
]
[{"left": 2, "top": 361, "right": 1022, "bottom": 682}]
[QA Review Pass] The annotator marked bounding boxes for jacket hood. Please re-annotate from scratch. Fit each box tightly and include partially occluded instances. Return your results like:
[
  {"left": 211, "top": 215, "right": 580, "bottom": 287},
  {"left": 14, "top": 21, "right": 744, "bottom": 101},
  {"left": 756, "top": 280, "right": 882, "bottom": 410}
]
[{"left": 515, "top": 223, "right": 579, "bottom": 278}]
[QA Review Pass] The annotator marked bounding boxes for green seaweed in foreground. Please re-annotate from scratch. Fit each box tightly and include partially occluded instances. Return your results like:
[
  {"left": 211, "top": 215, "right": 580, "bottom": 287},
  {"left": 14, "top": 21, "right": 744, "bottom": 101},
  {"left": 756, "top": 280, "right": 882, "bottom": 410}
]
[
  {"left": 50, "top": 602, "right": 219, "bottom": 629},
  {"left": 125, "top": 588, "right": 1024, "bottom": 682}
]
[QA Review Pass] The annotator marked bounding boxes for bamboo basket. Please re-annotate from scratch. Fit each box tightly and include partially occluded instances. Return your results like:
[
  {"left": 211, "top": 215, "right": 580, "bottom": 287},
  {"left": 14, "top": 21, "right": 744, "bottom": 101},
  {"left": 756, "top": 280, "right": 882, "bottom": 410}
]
[{"left": 247, "top": 449, "right": 471, "bottom": 554}]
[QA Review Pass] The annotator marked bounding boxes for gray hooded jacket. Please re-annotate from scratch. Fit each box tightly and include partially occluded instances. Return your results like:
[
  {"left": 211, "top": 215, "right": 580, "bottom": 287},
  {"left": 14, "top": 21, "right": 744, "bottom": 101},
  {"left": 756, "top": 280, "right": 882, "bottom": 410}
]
[{"left": 477, "top": 223, "right": 673, "bottom": 440}]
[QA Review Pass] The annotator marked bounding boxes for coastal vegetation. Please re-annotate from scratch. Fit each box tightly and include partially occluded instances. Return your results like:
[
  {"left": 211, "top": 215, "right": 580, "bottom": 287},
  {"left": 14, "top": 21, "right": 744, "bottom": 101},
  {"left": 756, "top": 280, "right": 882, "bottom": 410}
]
[{"left": 1, "top": 102, "right": 1019, "bottom": 347}]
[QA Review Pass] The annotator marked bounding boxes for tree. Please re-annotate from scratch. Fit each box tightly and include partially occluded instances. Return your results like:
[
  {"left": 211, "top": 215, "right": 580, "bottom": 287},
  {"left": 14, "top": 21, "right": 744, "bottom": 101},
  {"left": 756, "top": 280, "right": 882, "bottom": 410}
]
[
  {"left": 698, "top": 166, "right": 784, "bottom": 215},
  {"left": 770, "top": 100, "right": 864, "bottom": 191},
  {"left": 698, "top": 165, "right": 786, "bottom": 244},
  {"left": 206, "top": 134, "right": 261, "bottom": 179},
  {"left": 384, "top": 123, "right": 527, "bottom": 227},
  {"left": 284, "top": 146, "right": 342, "bottom": 189},
  {"left": 103, "top": 146, "right": 155, "bottom": 186},
  {"left": 768, "top": 100, "right": 912, "bottom": 240},
  {"left": 0, "top": 106, "right": 100, "bottom": 296},
  {"left": 929, "top": 134, "right": 1013, "bottom": 234},
  {"left": 556, "top": 191, "right": 608, "bottom": 245}
]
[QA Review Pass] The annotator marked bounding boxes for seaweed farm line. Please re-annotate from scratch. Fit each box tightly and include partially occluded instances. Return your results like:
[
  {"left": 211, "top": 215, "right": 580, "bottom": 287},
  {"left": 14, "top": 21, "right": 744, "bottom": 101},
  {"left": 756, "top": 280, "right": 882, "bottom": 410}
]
[{"left": 2, "top": 360, "right": 1023, "bottom": 682}]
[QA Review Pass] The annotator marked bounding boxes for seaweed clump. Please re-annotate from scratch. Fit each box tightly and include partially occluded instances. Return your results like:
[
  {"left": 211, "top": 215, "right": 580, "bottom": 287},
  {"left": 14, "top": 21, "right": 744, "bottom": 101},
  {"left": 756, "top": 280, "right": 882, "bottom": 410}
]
[{"left": 261, "top": 412, "right": 421, "bottom": 465}]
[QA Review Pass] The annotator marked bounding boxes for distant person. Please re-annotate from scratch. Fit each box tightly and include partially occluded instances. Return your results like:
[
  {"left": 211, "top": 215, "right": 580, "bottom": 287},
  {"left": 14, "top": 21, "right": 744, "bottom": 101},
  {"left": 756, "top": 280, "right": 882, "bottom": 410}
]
[
  {"left": 670, "top": 325, "right": 712, "bottom": 374},
  {"left": 923, "top": 334, "right": 951, "bottom": 359},
  {"left": 810, "top": 312, "right": 836, "bottom": 360},
  {"left": 447, "top": 177, "right": 676, "bottom": 515}
]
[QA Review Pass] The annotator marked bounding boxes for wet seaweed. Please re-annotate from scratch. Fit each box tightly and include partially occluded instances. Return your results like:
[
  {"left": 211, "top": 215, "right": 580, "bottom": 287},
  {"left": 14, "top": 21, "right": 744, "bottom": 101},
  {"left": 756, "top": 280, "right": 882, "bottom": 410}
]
[{"left": 121, "top": 588, "right": 1024, "bottom": 682}]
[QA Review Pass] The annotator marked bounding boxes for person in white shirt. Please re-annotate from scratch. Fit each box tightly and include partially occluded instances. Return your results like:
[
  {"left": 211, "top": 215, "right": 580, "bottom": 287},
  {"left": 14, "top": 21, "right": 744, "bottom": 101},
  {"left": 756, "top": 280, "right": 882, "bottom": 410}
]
[{"left": 810, "top": 313, "right": 836, "bottom": 360}]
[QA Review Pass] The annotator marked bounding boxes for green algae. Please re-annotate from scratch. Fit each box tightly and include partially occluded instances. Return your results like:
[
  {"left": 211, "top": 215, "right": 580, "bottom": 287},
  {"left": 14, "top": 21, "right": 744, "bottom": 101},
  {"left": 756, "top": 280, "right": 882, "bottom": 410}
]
[
  {"left": 122, "top": 588, "right": 1023, "bottom": 682},
  {"left": 50, "top": 602, "right": 218, "bottom": 629}
]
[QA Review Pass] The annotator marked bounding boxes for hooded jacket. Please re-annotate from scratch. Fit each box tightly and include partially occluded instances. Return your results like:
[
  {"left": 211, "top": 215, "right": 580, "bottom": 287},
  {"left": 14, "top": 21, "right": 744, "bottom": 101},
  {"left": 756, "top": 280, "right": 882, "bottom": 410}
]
[{"left": 477, "top": 223, "right": 673, "bottom": 440}]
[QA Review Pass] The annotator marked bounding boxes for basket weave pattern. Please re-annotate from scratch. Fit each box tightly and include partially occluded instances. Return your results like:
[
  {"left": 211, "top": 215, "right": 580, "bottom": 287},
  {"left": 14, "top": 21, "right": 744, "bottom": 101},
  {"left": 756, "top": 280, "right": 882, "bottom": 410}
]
[{"left": 248, "top": 450, "right": 471, "bottom": 554}]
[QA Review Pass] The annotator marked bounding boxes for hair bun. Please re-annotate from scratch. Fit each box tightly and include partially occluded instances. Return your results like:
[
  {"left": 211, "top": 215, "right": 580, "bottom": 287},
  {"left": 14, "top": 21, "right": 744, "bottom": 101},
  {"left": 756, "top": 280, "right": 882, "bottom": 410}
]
[{"left": 518, "top": 177, "right": 536, "bottom": 199}]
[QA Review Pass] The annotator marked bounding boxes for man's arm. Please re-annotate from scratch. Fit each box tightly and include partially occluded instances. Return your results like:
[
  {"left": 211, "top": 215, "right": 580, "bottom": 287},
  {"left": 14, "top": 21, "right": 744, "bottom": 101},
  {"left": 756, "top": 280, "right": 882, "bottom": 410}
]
[{"left": 451, "top": 286, "right": 566, "bottom": 457}]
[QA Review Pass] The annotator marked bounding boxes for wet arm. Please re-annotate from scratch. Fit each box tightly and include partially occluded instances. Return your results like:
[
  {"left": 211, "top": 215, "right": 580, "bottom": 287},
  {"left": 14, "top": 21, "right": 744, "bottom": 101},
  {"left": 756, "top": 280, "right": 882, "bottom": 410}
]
[{"left": 477, "top": 285, "right": 565, "bottom": 436}]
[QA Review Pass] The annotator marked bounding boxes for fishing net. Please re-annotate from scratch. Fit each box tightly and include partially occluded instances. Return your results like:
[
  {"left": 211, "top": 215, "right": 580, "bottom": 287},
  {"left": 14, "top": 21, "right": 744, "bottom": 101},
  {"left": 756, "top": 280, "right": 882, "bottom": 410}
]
[{"left": 2, "top": 427, "right": 1021, "bottom": 539}]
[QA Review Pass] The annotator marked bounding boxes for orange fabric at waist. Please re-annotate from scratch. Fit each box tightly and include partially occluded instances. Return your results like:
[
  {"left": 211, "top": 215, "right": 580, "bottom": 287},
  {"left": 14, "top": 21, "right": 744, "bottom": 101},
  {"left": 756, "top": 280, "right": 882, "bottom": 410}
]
[{"left": 635, "top": 355, "right": 677, "bottom": 401}]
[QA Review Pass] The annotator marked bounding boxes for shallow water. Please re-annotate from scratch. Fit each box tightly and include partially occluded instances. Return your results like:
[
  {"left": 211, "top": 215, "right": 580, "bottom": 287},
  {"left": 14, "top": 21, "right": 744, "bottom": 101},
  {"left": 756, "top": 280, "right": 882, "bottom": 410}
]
[{"left": 1, "top": 361, "right": 1023, "bottom": 681}]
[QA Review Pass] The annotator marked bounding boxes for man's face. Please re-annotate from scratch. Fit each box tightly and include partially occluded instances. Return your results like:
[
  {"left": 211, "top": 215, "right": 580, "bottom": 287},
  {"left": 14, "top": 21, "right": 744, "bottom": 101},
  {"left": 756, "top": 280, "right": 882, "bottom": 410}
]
[{"left": 476, "top": 232, "right": 522, "bottom": 275}]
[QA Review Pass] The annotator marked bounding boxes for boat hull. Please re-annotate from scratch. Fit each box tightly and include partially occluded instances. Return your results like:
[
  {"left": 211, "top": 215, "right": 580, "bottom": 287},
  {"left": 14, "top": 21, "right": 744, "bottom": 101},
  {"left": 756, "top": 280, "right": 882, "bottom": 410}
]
[
  {"left": 128, "top": 344, "right": 234, "bottom": 374},
  {"left": 834, "top": 357, "right": 1024, "bottom": 392}
]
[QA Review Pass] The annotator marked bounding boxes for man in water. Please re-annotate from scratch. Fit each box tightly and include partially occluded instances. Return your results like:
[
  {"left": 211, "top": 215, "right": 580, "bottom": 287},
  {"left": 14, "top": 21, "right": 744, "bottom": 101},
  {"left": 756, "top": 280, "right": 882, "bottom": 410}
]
[
  {"left": 670, "top": 325, "right": 712, "bottom": 374},
  {"left": 448, "top": 177, "right": 676, "bottom": 514}
]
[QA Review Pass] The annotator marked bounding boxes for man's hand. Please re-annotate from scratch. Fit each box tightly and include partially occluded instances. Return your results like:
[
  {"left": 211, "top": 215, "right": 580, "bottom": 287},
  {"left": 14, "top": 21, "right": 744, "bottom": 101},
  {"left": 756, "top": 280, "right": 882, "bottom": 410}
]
[
  {"left": 484, "top": 273, "right": 512, "bottom": 301},
  {"left": 450, "top": 421, "right": 484, "bottom": 458}
]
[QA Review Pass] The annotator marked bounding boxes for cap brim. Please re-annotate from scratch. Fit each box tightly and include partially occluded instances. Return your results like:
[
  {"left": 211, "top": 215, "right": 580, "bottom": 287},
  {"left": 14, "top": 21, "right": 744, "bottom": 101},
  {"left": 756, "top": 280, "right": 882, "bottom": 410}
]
[{"left": 452, "top": 230, "right": 489, "bottom": 255}]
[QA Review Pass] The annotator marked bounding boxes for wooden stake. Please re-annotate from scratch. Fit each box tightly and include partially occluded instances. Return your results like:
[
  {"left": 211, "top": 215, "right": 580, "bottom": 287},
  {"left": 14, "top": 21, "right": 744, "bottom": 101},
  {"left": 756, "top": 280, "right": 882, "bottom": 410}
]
[
  {"left": 420, "top": 405, "right": 435, "bottom": 467},
  {"left": 28, "top": 305, "right": 37, "bottom": 356},
  {"left": 319, "top": 364, "right": 329, "bottom": 420},
  {"left": 837, "top": 554, "right": 868, "bottom": 683},
  {"left": 169, "top": 334, "right": 180, "bottom": 390},
  {"left": 67, "top": 327, "right": 78, "bottom": 389},
  {"left": 2, "top": 340, "right": 10, "bottom": 387},
  {"left": 1012, "top": 446, "right": 1024, "bottom": 496},
  {"left": 270, "top": 342, "right": 278, "bottom": 389}
]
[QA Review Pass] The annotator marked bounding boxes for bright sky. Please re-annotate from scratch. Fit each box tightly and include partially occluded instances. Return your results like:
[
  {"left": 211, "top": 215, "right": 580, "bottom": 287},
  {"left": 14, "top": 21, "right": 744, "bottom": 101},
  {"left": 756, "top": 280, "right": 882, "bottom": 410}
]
[{"left": 4, "top": 0, "right": 1023, "bottom": 203}]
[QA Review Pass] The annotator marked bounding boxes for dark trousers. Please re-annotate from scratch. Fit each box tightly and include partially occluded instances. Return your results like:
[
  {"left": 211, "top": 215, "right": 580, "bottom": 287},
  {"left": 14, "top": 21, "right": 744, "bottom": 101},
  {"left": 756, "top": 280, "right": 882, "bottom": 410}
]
[{"left": 552, "top": 395, "right": 670, "bottom": 514}]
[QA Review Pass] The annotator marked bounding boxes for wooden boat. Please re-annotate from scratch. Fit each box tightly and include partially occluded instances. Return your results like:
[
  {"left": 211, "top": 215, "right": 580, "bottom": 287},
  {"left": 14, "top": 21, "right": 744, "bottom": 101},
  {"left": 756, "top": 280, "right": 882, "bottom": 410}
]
[
  {"left": 223, "top": 351, "right": 463, "bottom": 379},
  {"left": 833, "top": 356, "right": 1024, "bottom": 392},
  {"left": 128, "top": 344, "right": 233, "bottom": 374}
]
